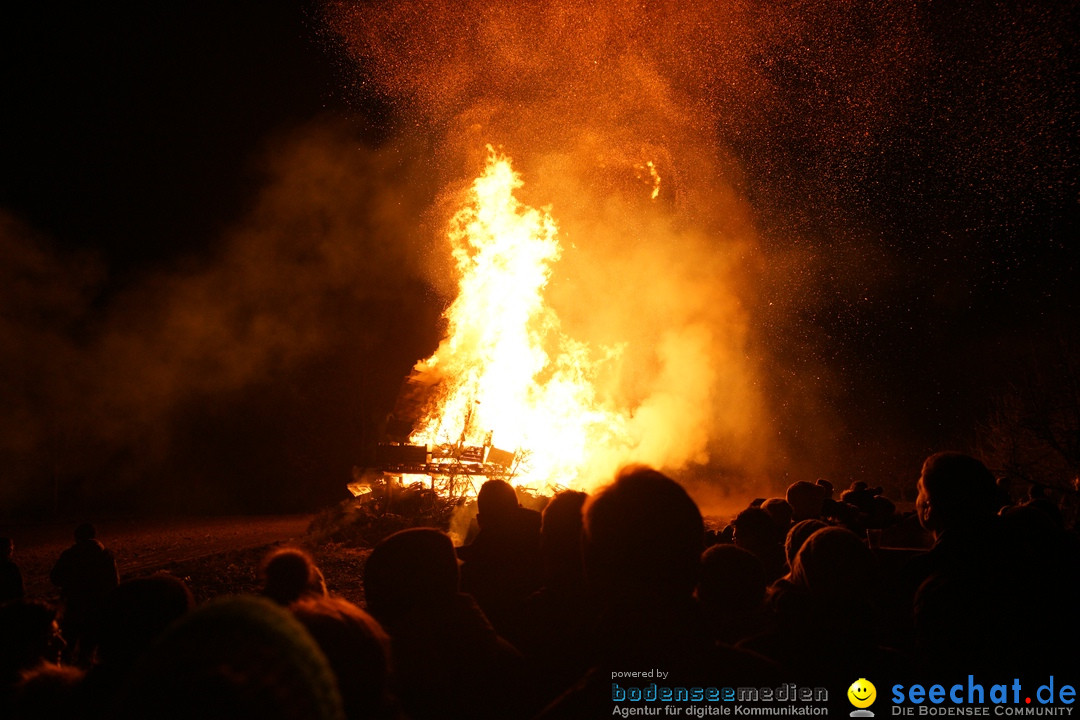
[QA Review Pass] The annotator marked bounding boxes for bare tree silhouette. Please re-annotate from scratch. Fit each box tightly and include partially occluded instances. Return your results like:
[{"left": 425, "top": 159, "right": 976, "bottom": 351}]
[{"left": 978, "top": 332, "right": 1080, "bottom": 506}]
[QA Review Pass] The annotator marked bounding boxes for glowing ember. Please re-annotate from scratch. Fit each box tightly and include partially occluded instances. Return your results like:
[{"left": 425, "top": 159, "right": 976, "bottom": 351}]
[
  {"left": 408, "top": 147, "right": 633, "bottom": 491},
  {"left": 636, "top": 161, "right": 662, "bottom": 200}
]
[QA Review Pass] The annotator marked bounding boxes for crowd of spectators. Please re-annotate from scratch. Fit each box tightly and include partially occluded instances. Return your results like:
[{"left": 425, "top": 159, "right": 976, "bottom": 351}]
[{"left": 1, "top": 452, "right": 1077, "bottom": 718}]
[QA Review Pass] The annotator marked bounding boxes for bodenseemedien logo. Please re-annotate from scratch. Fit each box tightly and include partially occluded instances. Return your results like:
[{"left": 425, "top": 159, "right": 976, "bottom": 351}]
[{"left": 849, "top": 678, "right": 877, "bottom": 717}]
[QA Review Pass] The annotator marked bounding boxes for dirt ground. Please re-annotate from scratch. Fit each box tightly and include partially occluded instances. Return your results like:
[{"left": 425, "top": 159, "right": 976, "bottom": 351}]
[
  {"left": 4, "top": 506, "right": 926, "bottom": 611},
  {"left": 2, "top": 515, "right": 371, "bottom": 607}
]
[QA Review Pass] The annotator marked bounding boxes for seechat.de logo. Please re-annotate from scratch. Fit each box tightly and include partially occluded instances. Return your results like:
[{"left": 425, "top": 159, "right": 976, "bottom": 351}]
[{"left": 849, "top": 678, "right": 877, "bottom": 717}]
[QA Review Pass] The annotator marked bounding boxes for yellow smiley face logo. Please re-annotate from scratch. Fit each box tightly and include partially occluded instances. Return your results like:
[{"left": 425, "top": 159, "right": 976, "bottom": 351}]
[{"left": 848, "top": 678, "right": 876, "bottom": 708}]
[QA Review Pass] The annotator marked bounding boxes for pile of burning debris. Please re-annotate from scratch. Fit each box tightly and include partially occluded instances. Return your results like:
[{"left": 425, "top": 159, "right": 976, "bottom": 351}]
[
  {"left": 359, "top": 440, "right": 519, "bottom": 498},
  {"left": 313, "top": 449, "right": 549, "bottom": 548},
  {"left": 308, "top": 473, "right": 463, "bottom": 547},
  {"left": 316, "top": 355, "right": 545, "bottom": 546},
  {"left": 316, "top": 420, "right": 549, "bottom": 547},
  {"left": 318, "top": 401, "right": 542, "bottom": 547}
]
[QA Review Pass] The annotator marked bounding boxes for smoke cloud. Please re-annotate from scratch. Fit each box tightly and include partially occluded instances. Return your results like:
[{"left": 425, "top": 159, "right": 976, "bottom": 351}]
[
  {"left": 1, "top": 127, "right": 448, "bottom": 516},
  {"left": 315, "top": 0, "right": 937, "bottom": 503}
]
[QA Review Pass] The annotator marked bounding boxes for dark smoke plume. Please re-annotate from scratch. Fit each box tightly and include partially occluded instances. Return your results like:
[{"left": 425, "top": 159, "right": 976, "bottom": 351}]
[{"left": 1, "top": 128, "right": 445, "bottom": 516}]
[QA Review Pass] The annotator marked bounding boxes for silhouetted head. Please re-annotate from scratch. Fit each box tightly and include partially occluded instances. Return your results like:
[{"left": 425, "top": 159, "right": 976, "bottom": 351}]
[
  {"left": 785, "top": 482, "right": 826, "bottom": 521},
  {"left": 260, "top": 547, "right": 328, "bottom": 606},
  {"left": 867, "top": 494, "right": 897, "bottom": 529},
  {"left": 0, "top": 537, "right": 12, "bottom": 560},
  {"left": 364, "top": 528, "right": 459, "bottom": 624},
  {"left": 1000, "top": 501, "right": 1062, "bottom": 550},
  {"left": 74, "top": 523, "right": 96, "bottom": 542},
  {"left": 476, "top": 479, "right": 519, "bottom": 530},
  {"left": 290, "top": 596, "right": 392, "bottom": 720},
  {"left": 784, "top": 519, "right": 829, "bottom": 567},
  {"left": 540, "top": 489, "right": 587, "bottom": 575},
  {"left": 732, "top": 507, "right": 780, "bottom": 551},
  {"left": 97, "top": 573, "right": 194, "bottom": 665},
  {"left": 697, "top": 543, "right": 766, "bottom": 612},
  {"left": 0, "top": 600, "right": 64, "bottom": 680},
  {"left": 760, "top": 498, "right": 793, "bottom": 531},
  {"left": 115, "top": 595, "right": 343, "bottom": 720},
  {"left": 916, "top": 452, "right": 999, "bottom": 537},
  {"left": 790, "top": 526, "right": 876, "bottom": 601},
  {"left": 584, "top": 465, "right": 704, "bottom": 601},
  {"left": 10, "top": 662, "right": 84, "bottom": 720}
]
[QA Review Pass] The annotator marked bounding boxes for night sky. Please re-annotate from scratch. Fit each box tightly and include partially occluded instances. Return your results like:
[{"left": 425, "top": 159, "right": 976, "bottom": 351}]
[{"left": 1, "top": 1, "right": 1076, "bottom": 517}]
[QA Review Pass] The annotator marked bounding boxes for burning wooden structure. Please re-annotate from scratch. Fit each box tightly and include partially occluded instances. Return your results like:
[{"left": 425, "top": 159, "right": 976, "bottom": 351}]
[{"left": 354, "top": 148, "right": 634, "bottom": 501}]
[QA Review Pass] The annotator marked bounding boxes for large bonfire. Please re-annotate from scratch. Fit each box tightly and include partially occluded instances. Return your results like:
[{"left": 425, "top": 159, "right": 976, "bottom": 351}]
[{"left": 402, "top": 148, "right": 636, "bottom": 493}]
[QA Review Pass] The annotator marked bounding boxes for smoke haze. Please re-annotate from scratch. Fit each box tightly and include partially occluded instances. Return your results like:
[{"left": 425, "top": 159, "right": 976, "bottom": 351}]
[
  {"left": 319, "top": 0, "right": 932, "bottom": 500},
  {"left": 1, "top": 1, "right": 1072, "bottom": 516},
  {"left": 1, "top": 128, "right": 447, "bottom": 516}
]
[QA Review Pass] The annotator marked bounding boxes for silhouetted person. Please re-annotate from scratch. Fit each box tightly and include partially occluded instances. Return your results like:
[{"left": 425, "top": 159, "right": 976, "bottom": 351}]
[
  {"left": 290, "top": 595, "right": 397, "bottom": 720},
  {"left": 914, "top": 452, "right": 1000, "bottom": 543},
  {"left": 739, "top": 527, "right": 906, "bottom": 685},
  {"left": 760, "top": 498, "right": 793, "bottom": 536},
  {"left": 99, "top": 573, "right": 193, "bottom": 666},
  {"left": 840, "top": 481, "right": 875, "bottom": 509},
  {"left": 909, "top": 452, "right": 1077, "bottom": 674},
  {"left": 732, "top": 506, "right": 786, "bottom": 581},
  {"left": 538, "top": 490, "right": 588, "bottom": 590},
  {"left": 365, "top": 527, "right": 529, "bottom": 720},
  {"left": 260, "top": 547, "right": 328, "bottom": 606},
  {"left": 999, "top": 501, "right": 1080, "bottom": 637},
  {"left": 783, "top": 519, "right": 828, "bottom": 572},
  {"left": 9, "top": 662, "right": 84, "bottom": 720},
  {"left": 791, "top": 527, "right": 878, "bottom": 609},
  {"left": 81, "top": 573, "right": 194, "bottom": 719},
  {"left": 697, "top": 543, "right": 769, "bottom": 644},
  {"left": 538, "top": 466, "right": 777, "bottom": 719},
  {"left": 515, "top": 490, "right": 596, "bottom": 705},
  {"left": 786, "top": 481, "right": 826, "bottom": 522},
  {"left": 839, "top": 481, "right": 896, "bottom": 533},
  {"left": 0, "top": 600, "right": 66, "bottom": 714},
  {"left": 114, "top": 595, "right": 344, "bottom": 720},
  {"left": 865, "top": 494, "right": 897, "bottom": 531},
  {"left": 457, "top": 479, "right": 543, "bottom": 637},
  {"left": 49, "top": 523, "right": 118, "bottom": 664},
  {"left": 0, "top": 538, "right": 24, "bottom": 604},
  {"left": 905, "top": 452, "right": 1005, "bottom": 600}
]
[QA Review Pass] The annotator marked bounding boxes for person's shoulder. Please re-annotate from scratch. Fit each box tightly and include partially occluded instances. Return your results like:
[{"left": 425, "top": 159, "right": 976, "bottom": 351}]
[
  {"left": 515, "top": 506, "right": 542, "bottom": 528},
  {"left": 80, "top": 538, "right": 112, "bottom": 554},
  {"left": 457, "top": 542, "right": 478, "bottom": 562}
]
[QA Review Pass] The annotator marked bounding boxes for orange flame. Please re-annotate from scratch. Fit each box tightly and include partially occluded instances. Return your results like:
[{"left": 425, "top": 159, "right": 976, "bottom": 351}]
[{"left": 409, "top": 147, "right": 633, "bottom": 490}]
